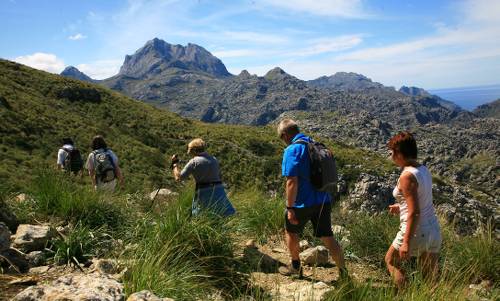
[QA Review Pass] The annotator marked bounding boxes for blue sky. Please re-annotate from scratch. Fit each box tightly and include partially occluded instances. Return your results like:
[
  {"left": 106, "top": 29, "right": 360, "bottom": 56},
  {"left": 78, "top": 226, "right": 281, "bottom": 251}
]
[{"left": 1, "top": 0, "right": 499, "bottom": 89}]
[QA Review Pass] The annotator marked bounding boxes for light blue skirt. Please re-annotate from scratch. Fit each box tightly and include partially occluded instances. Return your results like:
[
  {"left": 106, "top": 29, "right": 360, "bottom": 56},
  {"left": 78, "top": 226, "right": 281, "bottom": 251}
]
[{"left": 192, "top": 184, "right": 236, "bottom": 217}]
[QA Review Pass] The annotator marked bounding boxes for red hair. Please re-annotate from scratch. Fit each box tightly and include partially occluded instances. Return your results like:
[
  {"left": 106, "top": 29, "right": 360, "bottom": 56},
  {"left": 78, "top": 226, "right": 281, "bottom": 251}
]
[{"left": 388, "top": 132, "right": 417, "bottom": 159}]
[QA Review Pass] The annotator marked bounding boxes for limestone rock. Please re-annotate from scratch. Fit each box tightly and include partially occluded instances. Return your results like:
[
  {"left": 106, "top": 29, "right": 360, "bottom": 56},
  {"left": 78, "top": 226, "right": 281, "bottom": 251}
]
[
  {"left": 26, "top": 251, "right": 46, "bottom": 267},
  {"left": 13, "top": 273, "right": 124, "bottom": 301},
  {"left": 0, "top": 222, "right": 11, "bottom": 251},
  {"left": 91, "top": 258, "right": 120, "bottom": 274},
  {"left": 245, "top": 239, "right": 257, "bottom": 248},
  {"left": 149, "top": 188, "right": 177, "bottom": 200},
  {"left": 29, "top": 265, "right": 50, "bottom": 274},
  {"left": 343, "top": 173, "right": 396, "bottom": 214},
  {"left": 0, "top": 248, "right": 29, "bottom": 273},
  {"left": 127, "top": 290, "right": 174, "bottom": 301},
  {"left": 13, "top": 224, "right": 55, "bottom": 252},
  {"left": 272, "top": 281, "right": 332, "bottom": 301},
  {"left": 300, "top": 246, "right": 329, "bottom": 266},
  {"left": 299, "top": 240, "right": 310, "bottom": 251}
]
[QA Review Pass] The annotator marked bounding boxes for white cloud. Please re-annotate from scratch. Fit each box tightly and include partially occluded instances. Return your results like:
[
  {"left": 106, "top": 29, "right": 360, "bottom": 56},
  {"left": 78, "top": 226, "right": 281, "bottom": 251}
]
[
  {"left": 212, "top": 49, "right": 263, "bottom": 59},
  {"left": 14, "top": 53, "right": 65, "bottom": 73},
  {"left": 259, "top": 0, "right": 370, "bottom": 18},
  {"left": 68, "top": 33, "right": 87, "bottom": 40},
  {"left": 221, "top": 31, "right": 289, "bottom": 44},
  {"left": 289, "top": 35, "right": 363, "bottom": 57},
  {"left": 76, "top": 59, "right": 123, "bottom": 79}
]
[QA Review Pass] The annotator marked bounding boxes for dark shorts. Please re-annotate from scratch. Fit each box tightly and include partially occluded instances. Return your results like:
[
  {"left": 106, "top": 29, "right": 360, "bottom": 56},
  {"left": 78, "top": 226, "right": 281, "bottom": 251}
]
[{"left": 285, "top": 202, "right": 333, "bottom": 237}]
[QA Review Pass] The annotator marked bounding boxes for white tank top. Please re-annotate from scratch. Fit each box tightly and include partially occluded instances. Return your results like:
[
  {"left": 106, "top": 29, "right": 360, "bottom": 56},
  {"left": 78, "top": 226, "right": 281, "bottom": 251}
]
[{"left": 392, "top": 165, "right": 437, "bottom": 227}]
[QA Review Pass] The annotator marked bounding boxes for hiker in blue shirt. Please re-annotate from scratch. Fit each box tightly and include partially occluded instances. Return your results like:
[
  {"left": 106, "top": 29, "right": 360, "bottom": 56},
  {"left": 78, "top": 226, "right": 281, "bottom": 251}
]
[{"left": 277, "top": 118, "right": 348, "bottom": 279}]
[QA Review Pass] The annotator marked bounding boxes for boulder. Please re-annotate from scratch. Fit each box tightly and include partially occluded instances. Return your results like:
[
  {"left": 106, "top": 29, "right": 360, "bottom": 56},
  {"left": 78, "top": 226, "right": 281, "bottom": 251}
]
[
  {"left": 91, "top": 258, "right": 120, "bottom": 274},
  {"left": 300, "top": 246, "right": 329, "bottom": 266},
  {"left": 0, "top": 248, "right": 29, "bottom": 273},
  {"left": 26, "top": 251, "right": 46, "bottom": 267},
  {"left": 0, "top": 200, "right": 19, "bottom": 232},
  {"left": 13, "top": 273, "right": 124, "bottom": 301},
  {"left": 343, "top": 173, "right": 397, "bottom": 214},
  {"left": 13, "top": 224, "right": 55, "bottom": 252},
  {"left": 299, "top": 240, "right": 310, "bottom": 251},
  {"left": 149, "top": 188, "right": 177, "bottom": 200},
  {"left": 0, "top": 222, "right": 11, "bottom": 251},
  {"left": 127, "top": 290, "right": 174, "bottom": 301}
]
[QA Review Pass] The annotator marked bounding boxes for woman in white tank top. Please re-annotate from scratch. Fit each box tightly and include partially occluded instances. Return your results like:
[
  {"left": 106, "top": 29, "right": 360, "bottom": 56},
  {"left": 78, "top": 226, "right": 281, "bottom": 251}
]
[{"left": 385, "top": 132, "right": 441, "bottom": 288}]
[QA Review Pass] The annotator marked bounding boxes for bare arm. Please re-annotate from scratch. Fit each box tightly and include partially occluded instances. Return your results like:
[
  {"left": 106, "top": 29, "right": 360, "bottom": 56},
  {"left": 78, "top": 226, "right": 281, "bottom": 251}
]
[
  {"left": 399, "top": 172, "right": 420, "bottom": 259},
  {"left": 172, "top": 164, "right": 181, "bottom": 181},
  {"left": 286, "top": 176, "right": 298, "bottom": 208},
  {"left": 286, "top": 176, "right": 299, "bottom": 225}
]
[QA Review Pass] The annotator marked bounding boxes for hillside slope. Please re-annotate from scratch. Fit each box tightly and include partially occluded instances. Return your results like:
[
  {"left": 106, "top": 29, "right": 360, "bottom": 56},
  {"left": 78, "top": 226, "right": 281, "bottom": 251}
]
[{"left": 0, "top": 59, "right": 391, "bottom": 191}]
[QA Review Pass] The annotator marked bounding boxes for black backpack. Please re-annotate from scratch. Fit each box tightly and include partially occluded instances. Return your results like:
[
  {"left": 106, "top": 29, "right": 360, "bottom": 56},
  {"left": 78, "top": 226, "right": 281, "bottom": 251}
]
[
  {"left": 294, "top": 139, "right": 338, "bottom": 197},
  {"left": 62, "top": 147, "right": 83, "bottom": 173},
  {"left": 93, "top": 149, "right": 116, "bottom": 183}
]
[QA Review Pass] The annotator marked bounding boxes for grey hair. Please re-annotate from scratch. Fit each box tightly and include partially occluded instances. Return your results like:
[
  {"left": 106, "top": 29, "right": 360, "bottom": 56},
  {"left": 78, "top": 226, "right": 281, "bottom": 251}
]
[{"left": 277, "top": 118, "right": 300, "bottom": 137}]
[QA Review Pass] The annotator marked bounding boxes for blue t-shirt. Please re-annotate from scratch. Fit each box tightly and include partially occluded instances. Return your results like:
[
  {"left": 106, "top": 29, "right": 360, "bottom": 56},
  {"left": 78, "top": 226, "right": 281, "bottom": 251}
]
[{"left": 281, "top": 133, "right": 331, "bottom": 208}]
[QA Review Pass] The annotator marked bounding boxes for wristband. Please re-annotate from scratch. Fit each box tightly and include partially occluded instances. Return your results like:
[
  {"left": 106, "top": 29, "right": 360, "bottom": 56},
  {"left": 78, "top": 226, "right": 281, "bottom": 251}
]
[{"left": 286, "top": 206, "right": 294, "bottom": 210}]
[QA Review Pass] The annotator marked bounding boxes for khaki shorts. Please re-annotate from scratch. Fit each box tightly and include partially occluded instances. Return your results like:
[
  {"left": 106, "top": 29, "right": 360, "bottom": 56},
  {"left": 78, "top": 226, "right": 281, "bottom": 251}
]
[{"left": 392, "top": 219, "right": 442, "bottom": 256}]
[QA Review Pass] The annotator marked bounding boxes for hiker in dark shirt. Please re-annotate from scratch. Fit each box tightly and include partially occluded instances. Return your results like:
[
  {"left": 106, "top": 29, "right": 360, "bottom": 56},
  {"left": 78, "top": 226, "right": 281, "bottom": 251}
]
[
  {"left": 171, "top": 138, "right": 235, "bottom": 217},
  {"left": 57, "top": 137, "right": 83, "bottom": 175}
]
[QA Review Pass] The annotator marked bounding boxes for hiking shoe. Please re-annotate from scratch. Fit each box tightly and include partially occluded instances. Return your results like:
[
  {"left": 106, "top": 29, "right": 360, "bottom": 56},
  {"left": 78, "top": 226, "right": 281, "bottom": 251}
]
[{"left": 278, "top": 264, "right": 303, "bottom": 278}]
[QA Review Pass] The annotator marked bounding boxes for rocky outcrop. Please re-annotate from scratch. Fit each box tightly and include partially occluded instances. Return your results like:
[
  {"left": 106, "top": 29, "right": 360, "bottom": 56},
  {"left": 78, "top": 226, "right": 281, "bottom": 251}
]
[
  {"left": 343, "top": 173, "right": 397, "bottom": 214},
  {"left": 117, "top": 38, "right": 231, "bottom": 79},
  {"left": 13, "top": 273, "right": 124, "bottom": 301},
  {"left": 12, "top": 224, "right": 55, "bottom": 252}
]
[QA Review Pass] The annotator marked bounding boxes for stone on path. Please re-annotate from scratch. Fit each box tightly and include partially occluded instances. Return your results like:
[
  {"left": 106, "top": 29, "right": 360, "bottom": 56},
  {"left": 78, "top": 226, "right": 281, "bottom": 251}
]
[
  {"left": 299, "top": 240, "right": 310, "bottom": 251},
  {"left": 13, "top": 224, "right": 55, "bottom": 252},
  {"left": 300, "top": 246, "right": 329, "bottom": 266},
  {"left": 272, "top": 281, "right": 332, "bottom": 301},
  {"left": 13, "top": 273, "right": 124, "bottom": 301}
]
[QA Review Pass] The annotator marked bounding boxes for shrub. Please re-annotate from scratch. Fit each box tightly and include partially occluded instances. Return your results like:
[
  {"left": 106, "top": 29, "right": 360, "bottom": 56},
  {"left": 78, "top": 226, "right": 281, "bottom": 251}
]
[
  {"left": 51, "top": 223, "right": 98, "bottom": 265},
  {"left": 232, "top": 189, "right": 283, "bottom": 242},
  {"left": 27, "top": 169, "right": 127, "bottom": 230}
]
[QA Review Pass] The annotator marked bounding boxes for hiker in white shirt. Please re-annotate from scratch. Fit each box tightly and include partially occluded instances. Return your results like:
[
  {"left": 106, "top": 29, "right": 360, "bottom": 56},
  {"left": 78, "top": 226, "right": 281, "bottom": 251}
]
[{"left": 385, "top": 132, "right": 442, "bottom": 288}]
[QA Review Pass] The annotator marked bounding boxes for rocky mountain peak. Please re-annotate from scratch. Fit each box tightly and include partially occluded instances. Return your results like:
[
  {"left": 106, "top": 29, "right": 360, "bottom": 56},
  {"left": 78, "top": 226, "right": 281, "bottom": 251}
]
[
  {"left": 60, "top": 66, "right": 94, "bottom": 82},
  {"left": 118, "top": 38, "right": 231, "bottom": 78},
  {"left": 399, "top": 86, "right": 431, "bottom": 97},
  {"left": 307, "top": 72, "right": 386, "bottom": 91},
  {"left": 264, "top": 67, "right": 293, "bottom": 80},
  {"left": 238, "top": 70, "right": 251, "bottom": 78}
]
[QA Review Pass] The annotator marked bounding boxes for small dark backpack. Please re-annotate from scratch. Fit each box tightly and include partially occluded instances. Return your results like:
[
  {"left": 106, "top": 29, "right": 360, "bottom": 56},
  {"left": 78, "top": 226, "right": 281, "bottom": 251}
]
[
  {"left": 93, "top": 149, "right": 116, "bottom": 183},
  {"left": 62, "top": 148, "right": 83, "bottom": 173},
  {"left": 294, "top": 139, "right": 338, "bottom": 197}
]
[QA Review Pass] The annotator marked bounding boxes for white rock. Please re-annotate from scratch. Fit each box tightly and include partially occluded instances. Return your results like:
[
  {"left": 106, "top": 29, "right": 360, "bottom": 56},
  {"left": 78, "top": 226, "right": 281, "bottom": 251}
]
[
  {"left": 127, "top": 290, "right": 174, "bottom": 301},
  {"left": 29, "top": 266, "right": 50, "bottom": 274},
  {"left": 26, "top": 251, "right": 46, "bottom": 267},
  {"left": 149, "top": 189, "right": 177, "bottom": 200},
  {"left": 91, "top": 258, "right": 120, "bottom": 274},
  {"left": 13, "top": 273, "right": 124, "bottom": 301},
  {"left": 272, "top": 281, "right": 332, "bottom": 301},
  {"left": 15, "top": 193, "right": 28, "bottom": 202},
  {"left": 300, "top": 246, "right": 329, "bottom": 266},
  {"left": 13, "top": 224, "right": 54, "bottom": 252},
  {"left": 299, "top": 240, "right": 310, "bottom": 251}
]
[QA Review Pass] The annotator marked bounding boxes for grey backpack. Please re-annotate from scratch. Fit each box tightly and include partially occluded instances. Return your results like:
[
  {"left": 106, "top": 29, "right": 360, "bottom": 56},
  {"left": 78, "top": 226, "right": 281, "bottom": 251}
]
[
  {"left": 93, "top": 149, "right": 116, "bottom": 183},
  {"left": 295, "top": 139, "right": 338, "bottom": 197}
]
